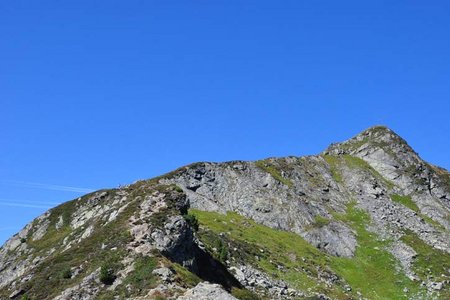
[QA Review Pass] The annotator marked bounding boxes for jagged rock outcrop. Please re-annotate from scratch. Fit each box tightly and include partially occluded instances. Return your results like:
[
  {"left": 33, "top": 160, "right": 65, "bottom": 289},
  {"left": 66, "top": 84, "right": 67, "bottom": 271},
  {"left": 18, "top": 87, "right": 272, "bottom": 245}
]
[
  {"left": 163, "top": 156, "right": 357, "bottom": 258},
  {"left": 151, "top": 215, "right": 196, "bottom": 266},
  {"left": 1, "top": 126, "right": 449, "bottom": 300}
]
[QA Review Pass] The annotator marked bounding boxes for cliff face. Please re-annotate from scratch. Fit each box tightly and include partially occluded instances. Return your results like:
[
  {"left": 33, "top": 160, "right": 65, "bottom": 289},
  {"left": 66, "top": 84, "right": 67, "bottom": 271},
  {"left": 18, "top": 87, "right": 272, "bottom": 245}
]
[{"left": 1, "top": 126, "right": 449, "bottom": 300}]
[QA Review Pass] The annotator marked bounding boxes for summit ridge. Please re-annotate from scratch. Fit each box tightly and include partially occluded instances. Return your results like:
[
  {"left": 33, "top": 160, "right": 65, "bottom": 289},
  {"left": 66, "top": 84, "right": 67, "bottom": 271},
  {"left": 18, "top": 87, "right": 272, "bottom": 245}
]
[{"left": 1, "top": 126, "right": 449, "bottom": 299}]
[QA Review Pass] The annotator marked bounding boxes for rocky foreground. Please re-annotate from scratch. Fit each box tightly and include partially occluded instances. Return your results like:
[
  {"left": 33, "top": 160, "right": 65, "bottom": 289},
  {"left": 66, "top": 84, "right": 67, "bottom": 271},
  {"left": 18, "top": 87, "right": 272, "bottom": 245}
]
[{"left": 0, "top": 126, "right": 449, "bottom": 299}]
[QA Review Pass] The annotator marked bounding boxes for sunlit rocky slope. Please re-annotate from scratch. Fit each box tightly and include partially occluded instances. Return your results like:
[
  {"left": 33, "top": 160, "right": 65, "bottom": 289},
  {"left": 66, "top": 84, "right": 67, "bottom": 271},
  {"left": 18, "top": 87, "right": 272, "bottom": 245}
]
[{"left": 1, "top": 126, "right": 449, "bottom": 299}]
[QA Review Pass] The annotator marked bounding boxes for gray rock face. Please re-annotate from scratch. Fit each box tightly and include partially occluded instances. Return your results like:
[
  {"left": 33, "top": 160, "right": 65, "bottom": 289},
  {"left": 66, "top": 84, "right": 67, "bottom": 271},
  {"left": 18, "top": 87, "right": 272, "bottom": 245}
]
[
  {"left": 151, "top": 215, "right": 196, "bottom": 267},
  {"left": 324, "top": 127, "right": 450, "bottom": 252},
  {"left": 159, "top": 126, "right": 450, "bottom": 258},
  {"left": 163, "top": 156, "right": 357, "bottom": 258},
  {"left": 0, "top": 224, "right": 33, "bottom": 289},
  {"left": 229, "top": 265, "right": 302, "bottom": 299},
  {"left": 390, "top": 241, "right": 418, "bottom": 281},
  {"left": 53, "top": 268, "right": 101, "bottom": 300},
  {"left": 152, "top": 267, "right": 174, "bottom": 283},
  {"left": 302, "top": 221, "right": 357, "bottom": 258},
  {"left": 178, "top": 282, "right": 238, "bottom": 300}
]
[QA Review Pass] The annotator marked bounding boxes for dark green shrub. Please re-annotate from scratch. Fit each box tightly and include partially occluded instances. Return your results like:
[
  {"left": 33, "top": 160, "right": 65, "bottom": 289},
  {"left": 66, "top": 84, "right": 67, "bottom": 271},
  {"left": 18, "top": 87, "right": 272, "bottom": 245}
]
[
  {"left": 61, "top": 267, "right": 72, "bottom": 279},
  {"left": 183, "top": 214, "right": 199, "bottom": 231},
  {"left": 215, "top": 239, "right": 228, "bottom": 263},
  {"left": 99, "top": 264, "right": 116, "bottom": 285},
  {"left": 219, "top": 245, "right": 228, "bottom": 262}
]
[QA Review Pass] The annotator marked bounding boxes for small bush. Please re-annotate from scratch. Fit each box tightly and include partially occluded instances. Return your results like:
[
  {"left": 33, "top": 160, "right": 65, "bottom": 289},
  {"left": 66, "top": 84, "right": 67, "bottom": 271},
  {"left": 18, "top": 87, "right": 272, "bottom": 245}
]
[
  {"left": 183, "top": 214, "right": 199, "bottom": 231},
  {"left": 215, "top": 239, "right": 228, "bottom": 263},
  {"left": 99, "top": 264, "right": 116, "bottom": 285},
  {"left": 219, "top": 245, "right": 228, "bottom": 262},
  {"left": 60, "top": 267, "right": 72, "bottom": 279}
]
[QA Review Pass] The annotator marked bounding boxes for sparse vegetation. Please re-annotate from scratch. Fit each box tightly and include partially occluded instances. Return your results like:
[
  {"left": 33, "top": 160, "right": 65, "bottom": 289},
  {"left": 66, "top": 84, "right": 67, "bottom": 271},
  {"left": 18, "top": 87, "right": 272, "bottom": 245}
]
[
  {"left": 323, "top": 155, "right": 343, "bottom": 183},
  {"left": 401, "top": 230, "right": 450, "bottom": 286},
  {"left": 391, "top": 194, "right": 445, "bottom": 230},
  {"left": 172, "top": 263, "right": 201, "bottom": 287},
  {"left": 343, "top": 155, "right": 395, "bottom": 189},
  {"left": 149, "top": 184, "right": 188, "bottom": 228},
  {"left": 324, "top": 154, "right": 395, "bottom": 189},
  {"left": 255, "top": 160, "right": 293, "bottom": 187},
  {"left": 313, "top": 215, "right": 331, "bottom": 228},
  {"left": 339, "top": 138, "right": 369, "bottom": 152},
  {"left": 13, "top": 192, "right": 134, "bottom": 299},
  {"left": 124, "top": 256, "right": 158, "bottom": 290},
  {"left": 26, "top": 199, "right": 78, "bottom": 253},
  {"left": 391, "top": 194, "right": 419, "bottom": 212},
  {"left": 231, "top": 287, "right": 261, "bottom": 300}
]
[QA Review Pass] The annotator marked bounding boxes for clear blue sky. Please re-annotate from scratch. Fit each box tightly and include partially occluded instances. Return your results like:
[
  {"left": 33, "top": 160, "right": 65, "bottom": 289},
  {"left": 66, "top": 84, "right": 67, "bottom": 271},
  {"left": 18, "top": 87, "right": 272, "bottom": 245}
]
[{"left": 1, "top": 1, "right": 449, "bottom": 245}]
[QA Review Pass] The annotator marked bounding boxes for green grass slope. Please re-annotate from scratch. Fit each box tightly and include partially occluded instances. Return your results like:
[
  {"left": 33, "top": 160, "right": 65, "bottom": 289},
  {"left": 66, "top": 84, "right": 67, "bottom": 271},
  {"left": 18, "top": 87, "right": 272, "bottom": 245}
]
[{"left": 191, "top": 203, "right": 427, "bottom": 300}]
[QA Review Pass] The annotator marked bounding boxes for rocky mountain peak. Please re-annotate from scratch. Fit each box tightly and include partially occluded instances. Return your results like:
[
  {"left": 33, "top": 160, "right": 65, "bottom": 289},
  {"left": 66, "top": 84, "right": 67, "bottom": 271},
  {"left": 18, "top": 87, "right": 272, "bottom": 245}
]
[
  {"left": 1, "top": 126, "right": 449, "bottom": 300},
  {"left": 359, "top": 125, "right": 397, "bottom": 138},
  {"left": 323, "top": 125, "right": 414, "bottom": 157},
  {"left": 322, "top": 126, "right": 426, "bottom": 186}
]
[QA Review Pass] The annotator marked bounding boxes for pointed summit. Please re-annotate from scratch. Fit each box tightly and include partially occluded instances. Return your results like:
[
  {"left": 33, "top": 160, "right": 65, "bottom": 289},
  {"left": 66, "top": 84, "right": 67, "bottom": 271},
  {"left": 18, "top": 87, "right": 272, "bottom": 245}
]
[
  {"left": 358, "top": 125, "right": 395, "bottom": 137},
  {"left": 357, "top": 125, "right": 405, "bottom": 143},
  {"left": 322, "top": 126, "right": 425, "bottom": 185},
  {"left": 323, "top": 125, "right": 415, "bottom": 157}
]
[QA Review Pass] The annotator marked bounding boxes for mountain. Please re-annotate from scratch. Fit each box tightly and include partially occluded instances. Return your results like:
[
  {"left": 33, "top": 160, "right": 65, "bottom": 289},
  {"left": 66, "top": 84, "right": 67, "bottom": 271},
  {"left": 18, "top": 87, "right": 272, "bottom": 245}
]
[{"left": 1, "top": 126, "right": 449, "bottom": 300}]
